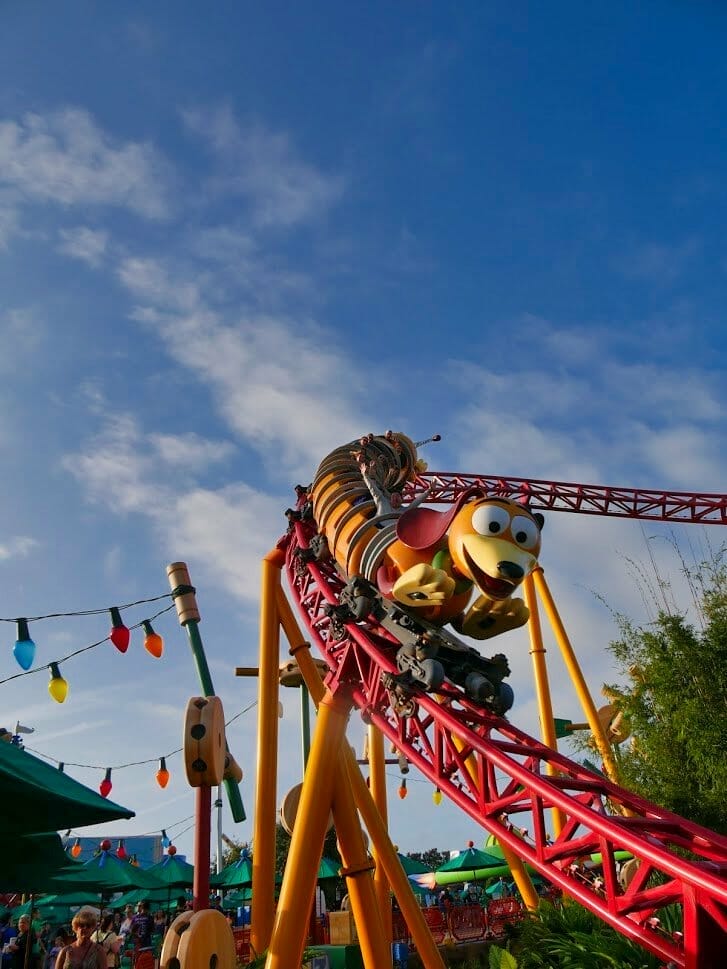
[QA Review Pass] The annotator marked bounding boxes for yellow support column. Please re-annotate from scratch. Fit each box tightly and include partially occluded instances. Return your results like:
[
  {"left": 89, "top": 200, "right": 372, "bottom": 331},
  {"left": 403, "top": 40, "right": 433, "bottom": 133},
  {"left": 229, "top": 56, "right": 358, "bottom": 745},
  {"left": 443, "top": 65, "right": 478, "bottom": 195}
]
[
  {"left": 289, "top": 640, "right": 445, "bottom": 969},
  {"left": 522, "top": 572, "right": 565, "bottom": 837},
  {"left": 368, "top": 724, "right": 393, "bottom": 945},
  {"left": 332, "top": 749, "right": 391, "bottom": 969},
  {"left": 251, "top": 550, "right": 285, "bottom": 957},
  {"left": 531, "top": 568, "right": 622, "bottom": 785},
  {"left": 265, "top": 688, "right": 353, "bottom": 969}
]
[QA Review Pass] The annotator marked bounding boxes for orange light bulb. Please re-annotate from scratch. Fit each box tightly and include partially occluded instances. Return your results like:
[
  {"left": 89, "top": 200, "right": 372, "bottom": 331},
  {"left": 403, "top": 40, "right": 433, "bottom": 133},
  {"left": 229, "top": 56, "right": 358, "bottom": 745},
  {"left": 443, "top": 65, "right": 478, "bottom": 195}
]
[
  {"left": 398, "top": 778, "right": 408, "bottom": 800},
  {"left": 142, "top": 620, "right": 163, "bottom": 659},
  {"left": 156, "top": 756, "right": 170, "bottom": 789},
  {"left": 70, "top": 839, "right": 82, "bottom": 858}
]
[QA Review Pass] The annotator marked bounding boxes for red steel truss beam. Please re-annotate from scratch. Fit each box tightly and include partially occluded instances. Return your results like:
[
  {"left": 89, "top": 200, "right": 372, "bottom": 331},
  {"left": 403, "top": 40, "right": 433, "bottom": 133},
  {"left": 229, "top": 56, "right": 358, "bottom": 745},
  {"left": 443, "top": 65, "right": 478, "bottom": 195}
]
[
  {"left": 410, "top": 473, "right": 727, "bottom": 524},
  {"left": 285, "top": 525, "right": 727, "bottom": 968}
]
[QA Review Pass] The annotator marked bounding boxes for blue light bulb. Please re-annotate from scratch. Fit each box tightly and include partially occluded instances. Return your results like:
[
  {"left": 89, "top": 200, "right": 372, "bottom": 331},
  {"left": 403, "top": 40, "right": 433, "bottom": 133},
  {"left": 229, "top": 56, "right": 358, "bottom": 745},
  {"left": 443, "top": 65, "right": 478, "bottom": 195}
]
[
  {"left": 14, "top": 619, "right": 36, "bottom": 670},
  {"left": 161, "top": 830, "right": 171, "bottom": 848}
]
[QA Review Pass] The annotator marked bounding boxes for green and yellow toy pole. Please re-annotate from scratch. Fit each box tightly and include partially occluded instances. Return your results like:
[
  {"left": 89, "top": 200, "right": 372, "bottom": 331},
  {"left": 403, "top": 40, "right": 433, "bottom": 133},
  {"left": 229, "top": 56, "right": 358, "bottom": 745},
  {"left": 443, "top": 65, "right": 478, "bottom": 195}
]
[{"left": 166, "top": 562, "right": 246, "bottom": 828}]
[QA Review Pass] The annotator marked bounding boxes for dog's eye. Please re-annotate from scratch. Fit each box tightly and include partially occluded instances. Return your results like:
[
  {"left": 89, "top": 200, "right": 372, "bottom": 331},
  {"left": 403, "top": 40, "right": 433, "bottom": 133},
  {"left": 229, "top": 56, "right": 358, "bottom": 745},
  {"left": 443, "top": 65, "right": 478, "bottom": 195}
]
[
  {"left": 471, "top": 504, "right": 510, "bottom": 536},
  {"left": 511, "top": 515, "right": 539, "bottom": 550}
]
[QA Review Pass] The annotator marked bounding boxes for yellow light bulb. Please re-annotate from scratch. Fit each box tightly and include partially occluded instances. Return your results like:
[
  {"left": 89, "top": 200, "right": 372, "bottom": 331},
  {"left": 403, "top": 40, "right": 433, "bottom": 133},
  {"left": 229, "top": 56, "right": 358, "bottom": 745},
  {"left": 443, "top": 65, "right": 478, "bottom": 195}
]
[
  {"left": 48, "top": 662, "right": 68, "bottom": 703},
  {"left": 432, "top": 787, "right": 442, "bottom": 806}
]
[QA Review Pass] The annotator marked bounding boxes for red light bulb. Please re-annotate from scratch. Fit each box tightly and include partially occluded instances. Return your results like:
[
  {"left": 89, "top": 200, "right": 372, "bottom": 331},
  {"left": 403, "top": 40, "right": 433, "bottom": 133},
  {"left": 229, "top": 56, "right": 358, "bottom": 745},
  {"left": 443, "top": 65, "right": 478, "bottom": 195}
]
[
  {"left": 100, "top": 838, "right": 112, "bottom": 852},
  {"left": 109, "top": 607, "right": 130, "bottom": 653},
  {"left": 99, "top": 768, "right": 112, "bottom": 798},
  {"left": 168, "top": 845, "right": 177, "bottom": 856}
]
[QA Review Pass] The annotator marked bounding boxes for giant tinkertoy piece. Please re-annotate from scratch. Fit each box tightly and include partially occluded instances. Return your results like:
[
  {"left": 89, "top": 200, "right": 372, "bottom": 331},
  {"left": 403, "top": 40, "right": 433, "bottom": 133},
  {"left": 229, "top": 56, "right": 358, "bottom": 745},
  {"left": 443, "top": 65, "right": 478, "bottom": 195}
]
[{"left": 251, "top": 433, "right": 727, "bottom": 969}]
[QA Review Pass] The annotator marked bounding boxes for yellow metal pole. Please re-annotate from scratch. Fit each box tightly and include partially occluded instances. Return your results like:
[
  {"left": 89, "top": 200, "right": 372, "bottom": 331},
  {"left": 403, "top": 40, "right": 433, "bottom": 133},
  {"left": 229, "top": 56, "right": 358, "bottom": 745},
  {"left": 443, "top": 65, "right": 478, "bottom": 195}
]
[
  {"left": 332, "top": 749, "right": 391, "bottom": 969},
  {"left": 251, "top": 550, "right": 285, "bottom": 956},
  {"left": 522, "top": 573, "right": 565, "bottom": 837},
  {"left": 368, "top": 724, "right": 393, "bottom": 945},
  {"left": 292, "top": 642, "right": 446, "bottom": 969},
  {"left": 265, "top": 688, "right": 353, "bottom": 969},
  {"left": 531, "top": 568, "right": 622, "bottom": 785}
]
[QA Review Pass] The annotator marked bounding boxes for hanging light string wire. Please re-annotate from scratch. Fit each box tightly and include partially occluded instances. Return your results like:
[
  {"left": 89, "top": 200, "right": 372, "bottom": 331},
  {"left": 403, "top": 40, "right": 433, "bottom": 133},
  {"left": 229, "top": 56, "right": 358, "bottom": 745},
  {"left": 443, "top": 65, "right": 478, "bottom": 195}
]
[
  {"left": 0, "top": 600, "right": 177, "bottom": 686},
  {"left": 24, "top": 699, "right": 258, "bottom": 772},
  {"left": 0, "top": 592, "right": 173, "bottom": 623}
]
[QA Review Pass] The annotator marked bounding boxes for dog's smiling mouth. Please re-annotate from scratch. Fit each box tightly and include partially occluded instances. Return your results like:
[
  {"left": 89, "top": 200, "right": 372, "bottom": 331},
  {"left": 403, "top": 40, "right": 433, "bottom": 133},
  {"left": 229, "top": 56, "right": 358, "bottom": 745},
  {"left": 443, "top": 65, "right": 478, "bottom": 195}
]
[{"left": 463, "top": 549, "right": 514, "bottom": 599}]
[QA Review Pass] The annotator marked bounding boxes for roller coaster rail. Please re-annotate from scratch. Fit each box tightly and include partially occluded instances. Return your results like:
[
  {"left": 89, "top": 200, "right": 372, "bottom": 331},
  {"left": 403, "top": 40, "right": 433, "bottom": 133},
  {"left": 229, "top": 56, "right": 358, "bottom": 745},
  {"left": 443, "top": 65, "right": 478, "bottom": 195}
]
[
  {"left": 283, "top": 475, "right": 727, "bottom": 968},
  {"left": 410, "top": 472, "right": 727, "bottom": 524}
]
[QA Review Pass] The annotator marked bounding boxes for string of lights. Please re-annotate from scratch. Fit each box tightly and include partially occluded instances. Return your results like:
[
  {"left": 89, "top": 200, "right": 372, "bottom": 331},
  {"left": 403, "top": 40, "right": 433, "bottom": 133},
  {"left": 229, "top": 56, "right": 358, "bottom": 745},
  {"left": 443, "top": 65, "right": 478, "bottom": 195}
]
[
  {"left": 25, "top": 701, "right": 256, "bottom": 796},
  {"left": 0, "top": 596, "right": 177, "bottom": 701}
]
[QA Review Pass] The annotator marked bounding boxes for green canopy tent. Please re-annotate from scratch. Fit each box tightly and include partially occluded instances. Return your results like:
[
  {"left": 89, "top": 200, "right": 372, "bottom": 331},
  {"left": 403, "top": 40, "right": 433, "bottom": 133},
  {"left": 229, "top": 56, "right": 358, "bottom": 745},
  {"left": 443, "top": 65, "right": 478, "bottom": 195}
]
[{"left": 0, "top": 742, "right": 134, "bottom": 836}]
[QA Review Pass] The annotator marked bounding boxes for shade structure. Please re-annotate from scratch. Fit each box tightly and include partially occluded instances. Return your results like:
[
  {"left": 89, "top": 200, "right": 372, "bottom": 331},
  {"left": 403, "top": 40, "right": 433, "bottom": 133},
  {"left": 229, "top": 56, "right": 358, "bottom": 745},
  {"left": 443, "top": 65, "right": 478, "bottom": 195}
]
[
  {"left": 0, "top": 742, "right": 134, "bottom": 835},
  {"left": 317, "top": 857, "right": 341, "bottom": 880},
  {"left": 113, "top": 887, "right": 189, "bottom": 911},
  {"left": 0, "top": 833, "right": 81, "bottom": 892},
  {"left": 146, "top": 854, "right": 195, "bottom": 889},
  {"left": 210, "top": 856, "right": 253, "bottom": 890},
  {"left": 52, "top": 848, "right": 163, "bottom": 893},
  {"left": 396, "top": 852, "right": 433, "bottom": 877}
]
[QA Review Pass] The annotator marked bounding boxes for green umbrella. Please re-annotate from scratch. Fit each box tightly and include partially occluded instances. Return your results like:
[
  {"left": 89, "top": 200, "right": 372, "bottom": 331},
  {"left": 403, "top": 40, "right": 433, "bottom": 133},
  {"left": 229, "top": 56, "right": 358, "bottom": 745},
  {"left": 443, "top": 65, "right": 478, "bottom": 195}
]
[
  {"left": 146, "top": 854, "right": 194, "bottom": 889},
  {"left": 52, "top": 849, "right": 163, "bottom": 893},
  {"left": 211, "top": 856, "right": 253, "bottom": 889},
  {"left": 436, "top": 845, "right": 503, "bottom": 884},
  {"left": 0, "top": 742, "right": 134, "bottom": 835},
  {"left": 396, "top": 852, "right": 433, "bottom": 877},
  {"left": 317, "top": 857, "right": 340, "bottom": 880},
  {"left": 0, "top": 833, "right": 81, "bottom": 892}
]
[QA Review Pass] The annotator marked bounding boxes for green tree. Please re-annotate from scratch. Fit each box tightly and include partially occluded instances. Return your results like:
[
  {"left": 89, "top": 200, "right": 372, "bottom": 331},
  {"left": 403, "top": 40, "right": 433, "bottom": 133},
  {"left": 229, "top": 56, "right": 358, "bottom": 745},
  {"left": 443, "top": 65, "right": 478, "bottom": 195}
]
[
  {"left": 407, "top": 847, "right": 448, "bottom": 870},
  {"left": 604, "top": 553, "right": 727, "bottom": 833}
]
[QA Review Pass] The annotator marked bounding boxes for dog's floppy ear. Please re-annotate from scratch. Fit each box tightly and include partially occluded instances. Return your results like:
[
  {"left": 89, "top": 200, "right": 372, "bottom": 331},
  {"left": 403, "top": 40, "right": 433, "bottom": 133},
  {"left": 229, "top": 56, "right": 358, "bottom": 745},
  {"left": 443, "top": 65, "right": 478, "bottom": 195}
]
[{"left": 396, "top": 487, "right": 486, "bottom": 550}]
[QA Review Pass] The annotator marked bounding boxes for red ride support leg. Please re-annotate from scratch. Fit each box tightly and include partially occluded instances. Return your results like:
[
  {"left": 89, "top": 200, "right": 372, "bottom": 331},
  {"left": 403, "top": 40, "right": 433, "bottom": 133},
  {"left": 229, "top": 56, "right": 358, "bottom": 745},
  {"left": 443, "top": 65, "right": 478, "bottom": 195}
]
[{"left": 194, "top": 785, "right": 212, "bottom": 911}]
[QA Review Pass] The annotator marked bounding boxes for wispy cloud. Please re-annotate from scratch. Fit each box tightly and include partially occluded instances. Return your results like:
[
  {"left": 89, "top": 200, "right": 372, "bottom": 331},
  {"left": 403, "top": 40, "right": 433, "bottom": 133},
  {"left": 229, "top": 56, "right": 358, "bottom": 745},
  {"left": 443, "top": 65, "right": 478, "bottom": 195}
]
[
  {"left": 117, "top": 255, "right": 372, "bottom": 477},
  {"left": 613, "top": 238, "right": 699, "bottom": 285},
  {"left": 0, "top": 536, "right": 39, "bottom": 561},
  {"left": 57, "top": 226, "right": 109, "bottom": 267},
  {"left": 182, "top": 105, "right": 345, "bottom": 227},
  {"left": 0, "top": 108, "right": 172, "bottom": 219}
]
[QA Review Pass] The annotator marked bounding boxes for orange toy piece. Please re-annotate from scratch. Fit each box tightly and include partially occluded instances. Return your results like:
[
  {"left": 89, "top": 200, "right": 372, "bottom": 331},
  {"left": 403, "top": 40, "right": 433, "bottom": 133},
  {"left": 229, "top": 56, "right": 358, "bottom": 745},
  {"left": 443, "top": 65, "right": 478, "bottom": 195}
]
[
  {"left": 159, "top": 909, "right": 236, "bottom": 969},
  {"left": 183, "top": 696, "right": 225, "bottom": 787}
]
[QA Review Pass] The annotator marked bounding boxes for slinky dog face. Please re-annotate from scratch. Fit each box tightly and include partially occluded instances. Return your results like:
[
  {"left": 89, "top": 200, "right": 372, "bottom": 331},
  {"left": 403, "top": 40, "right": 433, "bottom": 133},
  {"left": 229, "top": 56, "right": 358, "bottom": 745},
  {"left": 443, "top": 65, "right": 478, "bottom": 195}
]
[{"left": 447, "top": 497, "right": 543, "bottom": 600}]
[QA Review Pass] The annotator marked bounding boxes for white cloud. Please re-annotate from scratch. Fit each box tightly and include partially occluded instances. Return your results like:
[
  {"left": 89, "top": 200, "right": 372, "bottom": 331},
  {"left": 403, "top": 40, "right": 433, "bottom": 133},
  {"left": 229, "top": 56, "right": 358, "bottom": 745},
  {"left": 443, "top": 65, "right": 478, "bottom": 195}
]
[
  {"left": 149, "top": 432, "right": 234, "bottom": 469},
  {"left": 0, "top": 307, "right": 45, "bottom": 367},
  {"left": 0, "top": 108, "right": 172, "bottom": 219},
  {"left": 118, "top": 256, "right": 372, "bottom": 478},
  {"left": 182, "top": 106, "right": 345, "bottom": 227},
  {"left": 0, "top": 536, "right": 39, "bottom": 561},
  {"left": 63, "top": 411, "right": 284, "bottom": 603},
  {"left": 57, "top": 226, "right": 109, "bottom": 267},
  {"left": 613, "top": 238, "right": 699, "bottom": 285}
]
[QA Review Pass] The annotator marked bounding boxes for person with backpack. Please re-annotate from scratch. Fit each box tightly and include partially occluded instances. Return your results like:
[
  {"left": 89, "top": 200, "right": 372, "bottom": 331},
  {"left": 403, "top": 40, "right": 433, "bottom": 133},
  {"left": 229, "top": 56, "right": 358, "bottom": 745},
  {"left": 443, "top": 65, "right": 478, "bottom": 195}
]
[{"left": 91, "top": 915, "right": 120, "bottom": 969}]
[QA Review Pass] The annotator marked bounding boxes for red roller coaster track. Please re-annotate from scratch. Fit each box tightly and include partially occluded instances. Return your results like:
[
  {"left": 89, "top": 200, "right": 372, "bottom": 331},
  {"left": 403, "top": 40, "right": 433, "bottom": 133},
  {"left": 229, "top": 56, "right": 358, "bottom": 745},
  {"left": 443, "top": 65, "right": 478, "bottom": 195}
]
[{"left": 283, "top": 475, "right": 727, "bottom": 969}]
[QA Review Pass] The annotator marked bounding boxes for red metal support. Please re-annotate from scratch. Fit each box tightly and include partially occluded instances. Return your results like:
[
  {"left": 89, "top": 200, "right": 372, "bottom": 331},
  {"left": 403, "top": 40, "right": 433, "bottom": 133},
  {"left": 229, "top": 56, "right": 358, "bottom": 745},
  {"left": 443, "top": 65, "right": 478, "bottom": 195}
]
[{"left": 284, "top": 515, "right": 727, "bottom": 969}]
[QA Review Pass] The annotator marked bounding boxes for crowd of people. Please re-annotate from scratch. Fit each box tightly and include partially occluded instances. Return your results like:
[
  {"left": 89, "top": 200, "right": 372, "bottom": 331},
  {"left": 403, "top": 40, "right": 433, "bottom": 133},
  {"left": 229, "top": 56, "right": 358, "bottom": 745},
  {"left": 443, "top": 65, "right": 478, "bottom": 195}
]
[{"left": 0, "top": 899, "right": 174, "bottom": 969}]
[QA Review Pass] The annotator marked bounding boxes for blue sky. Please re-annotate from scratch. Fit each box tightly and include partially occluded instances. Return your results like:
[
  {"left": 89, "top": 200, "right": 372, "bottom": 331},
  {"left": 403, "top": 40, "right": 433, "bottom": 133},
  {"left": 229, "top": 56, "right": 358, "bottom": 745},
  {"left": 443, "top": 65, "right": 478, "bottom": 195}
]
[{"left": 0, "top": 1, "right": 725, "bottom": 863}]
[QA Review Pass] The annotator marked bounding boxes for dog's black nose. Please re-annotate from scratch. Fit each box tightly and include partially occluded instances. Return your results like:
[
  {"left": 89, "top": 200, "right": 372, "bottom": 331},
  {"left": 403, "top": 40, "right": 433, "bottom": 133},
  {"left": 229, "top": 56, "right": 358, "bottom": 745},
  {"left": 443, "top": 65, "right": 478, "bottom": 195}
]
[{"left": 498, "top": 561, "right": 524, "bottom": 580}]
